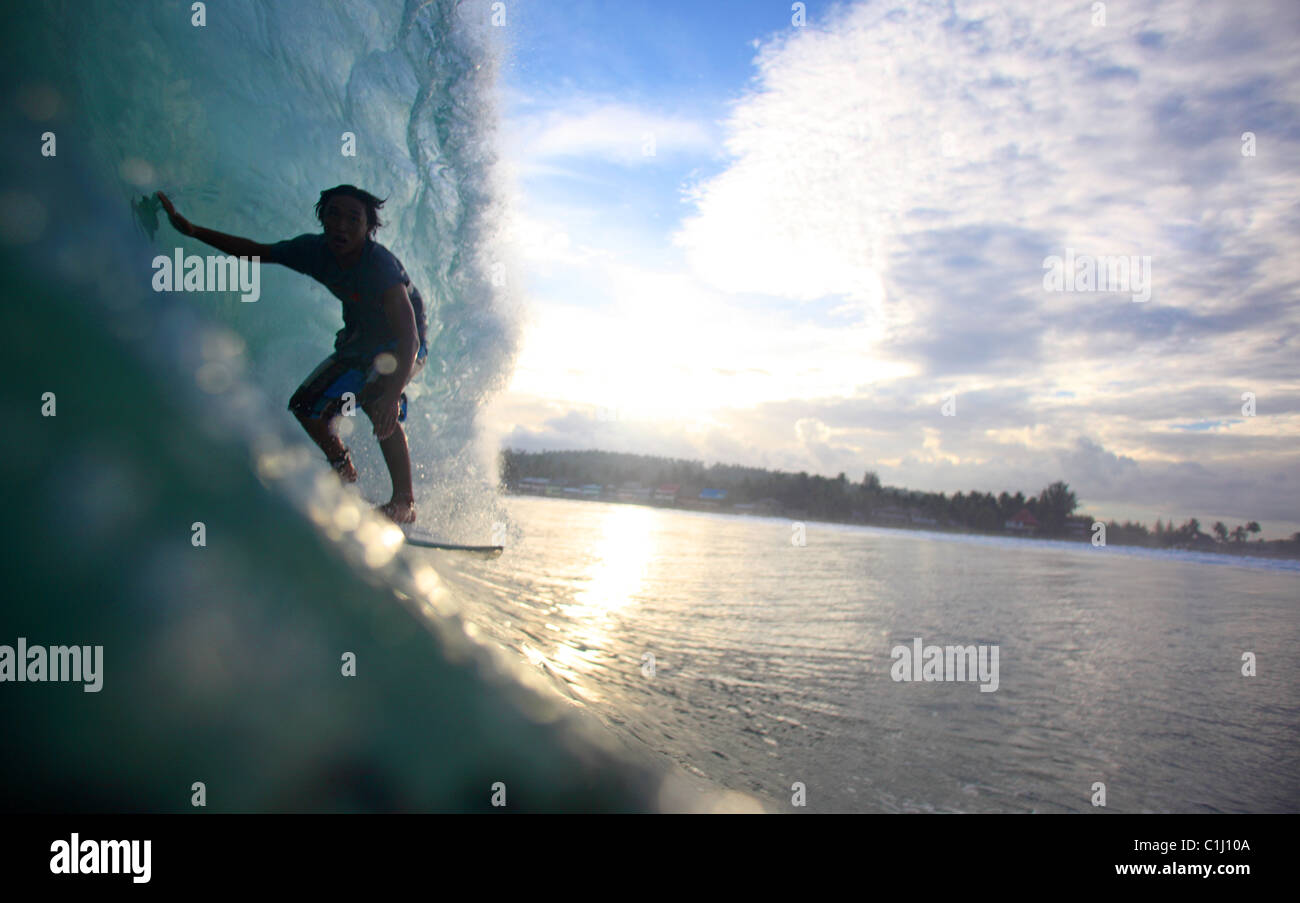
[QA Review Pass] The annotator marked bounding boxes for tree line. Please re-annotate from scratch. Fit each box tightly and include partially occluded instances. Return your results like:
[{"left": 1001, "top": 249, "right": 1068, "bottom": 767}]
[{"left": 500, "top": 448, "right": 1297, "bottom": 548}]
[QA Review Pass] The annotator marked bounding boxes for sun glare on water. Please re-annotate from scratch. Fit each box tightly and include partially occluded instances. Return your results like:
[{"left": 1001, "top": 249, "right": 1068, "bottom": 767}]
[{"left": 571, "top": 504, "right": 656, "bottom": 615}]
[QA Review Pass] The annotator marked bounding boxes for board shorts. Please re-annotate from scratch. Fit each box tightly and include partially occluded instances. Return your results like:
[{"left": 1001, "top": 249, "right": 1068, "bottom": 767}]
[{"left": 288, "top": 339, "right": 427, "bottom": 423}]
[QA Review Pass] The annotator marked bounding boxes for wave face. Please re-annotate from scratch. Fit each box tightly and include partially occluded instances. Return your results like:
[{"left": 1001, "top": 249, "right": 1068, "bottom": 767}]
[
  {"left": 40, "top": 0, "right": 519, "bottom": 533},
  {"left": 0, "top": 1, "right": 751, "bottom": 812}
]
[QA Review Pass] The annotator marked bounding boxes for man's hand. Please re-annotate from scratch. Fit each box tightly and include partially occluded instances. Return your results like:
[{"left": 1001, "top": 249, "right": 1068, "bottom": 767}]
[
  {"left": 371, "top": 391, "right": 401, "bottom": 440},
  {"left": 156, "top": 191, "right": 195, "bottom": 237}
]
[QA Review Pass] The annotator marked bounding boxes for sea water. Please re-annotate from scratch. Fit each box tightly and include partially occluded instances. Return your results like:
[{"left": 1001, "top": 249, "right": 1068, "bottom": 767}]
[{"left": 434, "top": 496, "right": 1300, "bottom": 813}]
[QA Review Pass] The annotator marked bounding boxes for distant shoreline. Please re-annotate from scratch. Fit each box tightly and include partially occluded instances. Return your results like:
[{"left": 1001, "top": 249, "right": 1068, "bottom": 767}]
[{"left": 504, "top": 489, "right": 1300, "bottom": 562}]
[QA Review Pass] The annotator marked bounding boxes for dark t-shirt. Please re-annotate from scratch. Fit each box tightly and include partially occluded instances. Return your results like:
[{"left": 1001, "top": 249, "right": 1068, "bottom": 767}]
[{"left": 267, "top": 233, "right": 428, "bottom": 355}]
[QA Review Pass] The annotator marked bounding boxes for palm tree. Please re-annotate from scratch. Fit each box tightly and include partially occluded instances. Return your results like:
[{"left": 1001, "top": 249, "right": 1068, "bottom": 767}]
[
  {"left": 1247, "top": 521, "right": 1261, "bottom": 540},
  {"left": 1212, "top": 521, "right": 1228, "bottom": 543},
  {"left": 1037, "top": 481, "right": 1078, "bottom": 534}
]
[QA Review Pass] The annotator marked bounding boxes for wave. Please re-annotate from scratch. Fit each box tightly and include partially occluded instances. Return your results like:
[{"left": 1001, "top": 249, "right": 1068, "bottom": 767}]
[{"left": 0, "top": 0, "right": 757, "bottom": 812}]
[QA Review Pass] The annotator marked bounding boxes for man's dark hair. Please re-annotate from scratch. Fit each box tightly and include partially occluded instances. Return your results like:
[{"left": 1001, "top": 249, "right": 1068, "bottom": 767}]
[{"left": 315, "top": 184, "right": 387, "bottom": 236}]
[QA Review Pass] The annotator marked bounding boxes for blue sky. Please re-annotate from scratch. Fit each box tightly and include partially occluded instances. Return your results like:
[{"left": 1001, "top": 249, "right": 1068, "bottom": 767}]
[{"left": 483, "top": 0, "right": 1300, "bottom": 539}]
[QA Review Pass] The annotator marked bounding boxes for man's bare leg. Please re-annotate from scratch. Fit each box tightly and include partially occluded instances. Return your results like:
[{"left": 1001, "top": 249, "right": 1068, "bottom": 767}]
[
  {"left": 374, "top": 421, "right": 416, "bottom": 523},
  {"left": 294, "top": 412, "right": 357, "bottom": 482}
]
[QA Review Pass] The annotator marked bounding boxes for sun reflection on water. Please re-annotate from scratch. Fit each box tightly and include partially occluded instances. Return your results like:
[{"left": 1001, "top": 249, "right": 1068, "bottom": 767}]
[
  {"left": 570, "top": 504, "right": 656, "bottom": 615},
  {"left": 520, "top": 504, "right": 659, "bottom": 699}
]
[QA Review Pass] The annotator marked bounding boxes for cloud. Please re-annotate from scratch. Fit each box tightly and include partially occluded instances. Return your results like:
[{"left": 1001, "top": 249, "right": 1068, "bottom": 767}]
[
  {"left": 673, "top": 0, "right": 1300, "bottom": 343},
  {"left": 491, "top": 0, "right": 1300, "bottom": 536},
  {"left": 508, "top": 210, "right": 611, "bottom": 269},
  {"left": 492, "top": 378, "right": 1298, "bottom": 531},
  {"left": 507, "top": 101, "right": 715, "bottom": 166}
]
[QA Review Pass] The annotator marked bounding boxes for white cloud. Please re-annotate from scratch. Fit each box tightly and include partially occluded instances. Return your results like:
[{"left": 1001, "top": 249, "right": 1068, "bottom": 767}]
[
  {"left": 507, "top": 101, "right": 715, "bottom": 165},
  {"left": 674, "top": 0, "right": 1300, "bottom": 326},
  {"left": 490, "top": 1, "right": 1300, "bottom": 536},
  {"left": 508, "top": 209, "right": 610, "bottom": 268}
]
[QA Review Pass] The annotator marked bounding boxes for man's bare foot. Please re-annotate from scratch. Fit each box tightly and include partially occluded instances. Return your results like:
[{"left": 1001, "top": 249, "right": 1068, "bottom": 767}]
[
  {"left": 328, "top": 450, "right": 357, "bottom": 483},
  {"left": 376, "top": 498, "right": 416, "bottom": 524}
]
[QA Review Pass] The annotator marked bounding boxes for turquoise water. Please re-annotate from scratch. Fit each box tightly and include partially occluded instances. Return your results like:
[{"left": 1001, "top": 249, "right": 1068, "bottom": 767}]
[
  {"left": 0, "top": 0, "right": 752, "bottom": 813},
  {"left": 13, "top": 0, "right": 519, "bottom": 534}
]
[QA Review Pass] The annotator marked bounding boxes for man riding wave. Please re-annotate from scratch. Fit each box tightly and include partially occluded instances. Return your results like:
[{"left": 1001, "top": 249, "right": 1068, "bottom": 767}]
[{"left": 157, "top": 185, "right": 428, "bottom": 523}]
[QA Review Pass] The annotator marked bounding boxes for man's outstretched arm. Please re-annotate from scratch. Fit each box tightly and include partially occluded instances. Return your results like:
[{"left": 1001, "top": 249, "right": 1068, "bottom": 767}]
[{"left": 156, "top": 191, "right": 272, "bottom": 259}]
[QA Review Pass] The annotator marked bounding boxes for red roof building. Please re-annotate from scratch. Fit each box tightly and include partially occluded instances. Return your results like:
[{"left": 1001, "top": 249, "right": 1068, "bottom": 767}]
[{"left": 1005, "top": 508, "right": 1040, "bottom": 531}]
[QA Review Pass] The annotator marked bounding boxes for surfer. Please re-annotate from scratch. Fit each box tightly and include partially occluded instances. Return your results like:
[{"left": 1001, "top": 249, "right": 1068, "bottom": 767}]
[{"left": 156, "top": 186, "right": 428, "bottom": 524}]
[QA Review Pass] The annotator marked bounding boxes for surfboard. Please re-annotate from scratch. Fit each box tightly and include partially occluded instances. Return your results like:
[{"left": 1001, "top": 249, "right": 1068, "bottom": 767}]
[{"left": 403, "top": 533, "right": 503, "bottom": 557}]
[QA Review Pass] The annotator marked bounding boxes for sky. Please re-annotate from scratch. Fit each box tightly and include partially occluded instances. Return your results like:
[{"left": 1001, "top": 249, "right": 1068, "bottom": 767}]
[{"left": 481, "top": 0, "right": 1300, "bottom": 540}]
